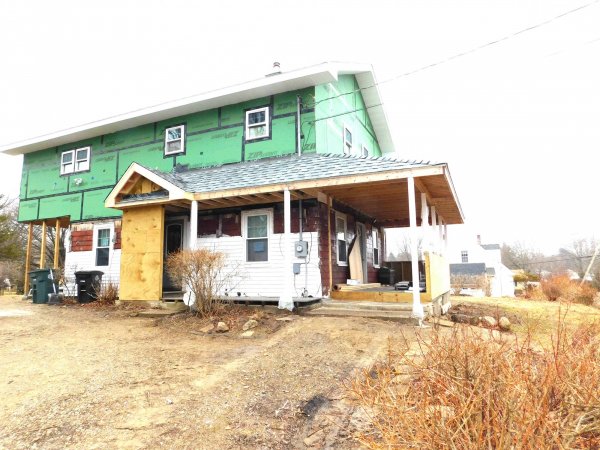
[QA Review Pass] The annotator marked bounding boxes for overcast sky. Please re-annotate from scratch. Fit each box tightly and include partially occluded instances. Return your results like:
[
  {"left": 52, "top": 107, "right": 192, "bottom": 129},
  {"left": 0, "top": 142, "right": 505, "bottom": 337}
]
[{"left": 1, "top": 0, "right": 598, "bottom": 254}]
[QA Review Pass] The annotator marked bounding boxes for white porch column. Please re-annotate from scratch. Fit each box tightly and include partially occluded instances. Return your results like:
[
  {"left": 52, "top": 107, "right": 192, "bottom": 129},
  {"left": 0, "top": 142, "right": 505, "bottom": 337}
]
[
  {"left": 420, "top": 192, "right": 429, "bottom": 251},
  {"left": 189, "top": 200, "right": 198, "bottom": 250},
  {"left": 443, "top": 220, "right": 448, "bottom": 255},
  {"left": 408, "top": 176, "right": 424, "bottom": 321},
  {"left": 431, "top": 205, "right": 438, "bottom": 254},
  {"left": 278, "top": 189, "right": 294, "bottom": 310}
]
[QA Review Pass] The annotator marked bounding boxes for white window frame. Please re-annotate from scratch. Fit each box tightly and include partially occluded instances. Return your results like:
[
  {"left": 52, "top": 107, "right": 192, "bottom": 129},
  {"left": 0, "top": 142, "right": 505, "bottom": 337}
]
[
  {"left": 361, "top": 144, "right": 369, "bottom": 158},
  {"left": 343, "top": 125, "right": 353, "bottom": 155},
  {"left": 245, "top": 107, "right": 270, "bottom": 141},
  {"left": 93, "top": 224, "right": 114, "bottom": 267},
  {"left": 335, "top": 213, "right": 348, "bottom": 266},
  {"left": 164, "top": 125, "right": 185, "bottom": 156},
  {"left": 372, "top": 228, "right": 380, "bottom": 268},
  {"left": 242, "top": 208, "right": 273, "bottom": 263},
  {"left": 61, "top": 146, "right": 91, "bottom": 175},
  {"left": 461, "top": 250, "right": 469, "bottom": 263}
]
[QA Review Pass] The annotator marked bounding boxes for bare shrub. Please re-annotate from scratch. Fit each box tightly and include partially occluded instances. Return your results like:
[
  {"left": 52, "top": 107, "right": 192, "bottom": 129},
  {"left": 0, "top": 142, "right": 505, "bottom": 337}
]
[
  {"left": 166, "top": 248, "right": 239, "bottom": 316},
  {"left": 349, "top": 320, "right": 600, "bottom": 449},
  {"left": 541, "top": 274, "right": 572, "bottom": 301},
  {"left": 97, "top": 280, "right": 118, "bottom": 305}
]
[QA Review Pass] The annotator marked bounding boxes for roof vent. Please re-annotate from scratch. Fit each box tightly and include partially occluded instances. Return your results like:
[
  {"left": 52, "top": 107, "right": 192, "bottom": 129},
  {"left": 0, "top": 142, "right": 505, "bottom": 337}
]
[{"left": 266, "top": 61, "right": 282, "bottom": 77}]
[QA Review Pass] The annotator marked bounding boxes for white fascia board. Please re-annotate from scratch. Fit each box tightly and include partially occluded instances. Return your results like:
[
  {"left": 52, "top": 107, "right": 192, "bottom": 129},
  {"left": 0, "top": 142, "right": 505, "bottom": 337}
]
[{"left": 1, "top": 63, "right": 343, "bottom": 156}]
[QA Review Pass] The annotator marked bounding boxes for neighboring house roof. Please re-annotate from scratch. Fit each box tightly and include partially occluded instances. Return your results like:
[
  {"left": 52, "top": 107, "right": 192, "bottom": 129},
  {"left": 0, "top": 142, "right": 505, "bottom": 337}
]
[
  {"left": 450, "top": 263, "right": 487, "bottom": 276},
  {"left": 149, "top": 153, "right": 437, "bottom": 193},
  {"left": 486, "top": 267, "right": 496, "bottom": 276},
  {"left": 0, "top": 62, "right": 394, "bottom": 156},
  {"left": 481, "top": 244, "right": 501, "bottom": 250}
]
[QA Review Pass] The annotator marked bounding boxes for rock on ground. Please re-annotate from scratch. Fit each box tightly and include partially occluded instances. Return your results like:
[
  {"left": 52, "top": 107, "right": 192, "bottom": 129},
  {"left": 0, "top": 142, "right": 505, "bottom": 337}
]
[
  {"left": 216, "top": 321, "right": 229, "bottom": 332},
  {"left": 498, "top": 316, "right": 511, "bottom": 331},
  {"left": 242, "top": 319, "right": 258, "bottom": 331},
  {"left": 480, "top": 316, "right": 497, "bottom": 328}
]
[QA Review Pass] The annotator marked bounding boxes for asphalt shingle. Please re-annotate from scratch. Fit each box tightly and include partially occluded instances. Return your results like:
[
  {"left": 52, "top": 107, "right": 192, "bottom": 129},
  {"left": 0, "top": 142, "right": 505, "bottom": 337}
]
[{"left": 147, "top": 153, "right": 440, "bottom": 194}]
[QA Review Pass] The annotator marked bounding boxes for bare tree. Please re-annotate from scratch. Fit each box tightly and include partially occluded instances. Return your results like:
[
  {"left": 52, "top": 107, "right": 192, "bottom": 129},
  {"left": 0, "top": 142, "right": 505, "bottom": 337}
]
[
  {"left": 558, "top": 238, "right": 598, "bottom": 280},
  {"left": 501, "top": 242, "right": 546, "bottom": 274}
]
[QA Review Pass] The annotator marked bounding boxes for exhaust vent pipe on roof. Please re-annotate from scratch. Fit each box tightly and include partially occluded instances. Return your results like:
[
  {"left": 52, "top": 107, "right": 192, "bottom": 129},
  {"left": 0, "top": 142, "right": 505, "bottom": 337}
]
[{"left": 266, "top": 61, "right": 282, "bottom": 77}]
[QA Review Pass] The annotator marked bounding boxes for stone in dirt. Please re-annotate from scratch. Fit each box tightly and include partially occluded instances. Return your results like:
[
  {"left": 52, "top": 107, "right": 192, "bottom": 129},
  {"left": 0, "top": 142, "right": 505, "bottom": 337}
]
[
  {"left": 303, "top": 429, "right": 325, "bottom": 447},
  {"left": 480, "top": 316, "right": 497, "bottom": 328},
  {"left": 216, "top": 321, "right": 229, "bottom": 332},
  {"left": 200, "top": 324, "right": 215, "bottom": 333},
  {"left": 498, "top": 316, "right": 511, "bottom": 331},
  {"left": 242, "top": 319, "right": 258, "bottom": 331},
  {"left": 240, "top": 330, "right": 254, "bottom": 338}
]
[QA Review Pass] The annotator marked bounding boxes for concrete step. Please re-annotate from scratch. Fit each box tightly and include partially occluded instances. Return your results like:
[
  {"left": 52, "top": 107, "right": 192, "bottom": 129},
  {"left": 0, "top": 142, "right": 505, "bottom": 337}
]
[
  {"left": 321, "top": 299, "right": 431, "bottom": 312},
  {"left": 303, "top": 306, "right": 419, "bottom": 324}
]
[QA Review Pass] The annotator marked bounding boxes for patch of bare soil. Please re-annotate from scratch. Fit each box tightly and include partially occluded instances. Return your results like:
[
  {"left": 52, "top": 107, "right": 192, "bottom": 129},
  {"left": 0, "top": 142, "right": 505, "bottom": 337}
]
[
  {"left": 449, "top": 301, "right": 522, "bottom": 325},
  {"left": 0, "top": 296, "right": 416, "bottom": 449}
]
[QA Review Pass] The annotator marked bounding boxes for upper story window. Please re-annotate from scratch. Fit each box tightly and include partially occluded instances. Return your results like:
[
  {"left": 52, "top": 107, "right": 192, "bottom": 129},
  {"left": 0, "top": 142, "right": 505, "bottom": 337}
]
[
  {"left": 343, "top": 127, "right": 353, "bottom": 155},
  {"left": 245, "top": 107, "right": 270, "bottom": 140},
  {"left": 243, "top": 209, "right": 272, "bottom": 262},
  {"left": 336, "top": 213, "right": 348, "bottom": 266},
  {"left": 164, "top": 125, "right": 185, "bottom": 155},
  {"left": 461, "top": 251, "right": 469, "bottom": 263},
  {"left": 372, "top": 229, "right": 380, "bottom": 267},
  {"left": 61, "top": 147, "right": 90, "bottom": 175}
]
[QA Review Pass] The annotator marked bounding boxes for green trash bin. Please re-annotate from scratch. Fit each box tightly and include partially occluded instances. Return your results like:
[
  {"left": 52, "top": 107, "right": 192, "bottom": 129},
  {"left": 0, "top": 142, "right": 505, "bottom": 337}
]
[{"left": 28, "top": 269, "right": 58, "bottom": 304}]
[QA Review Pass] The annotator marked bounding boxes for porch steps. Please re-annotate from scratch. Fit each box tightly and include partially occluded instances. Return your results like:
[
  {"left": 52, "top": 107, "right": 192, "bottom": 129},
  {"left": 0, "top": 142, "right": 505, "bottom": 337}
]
[{"left": 303, "top": 299, "right": 432, "bottom": 324}]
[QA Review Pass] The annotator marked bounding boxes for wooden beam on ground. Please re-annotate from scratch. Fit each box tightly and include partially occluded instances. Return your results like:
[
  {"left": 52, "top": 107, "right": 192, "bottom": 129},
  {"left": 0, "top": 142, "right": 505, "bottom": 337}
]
[
  {"left": 40, "top": 221, "right": 47, "bottom": 269},
  {"left": 23, "top": 223, "right": 33, "bottom": 294},
  {"left": 53, "top": 219, "right": 60, "bottom": 270}
]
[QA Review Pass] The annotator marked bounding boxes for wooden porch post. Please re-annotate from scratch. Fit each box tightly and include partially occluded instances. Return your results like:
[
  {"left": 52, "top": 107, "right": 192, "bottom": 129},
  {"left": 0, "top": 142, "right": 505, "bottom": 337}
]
[
  {"left": 408, "top": 176, "right": 424, "bottom": 321},
  {"left": 420, "top": 192, "right": 429, "bottom": 251},
  {"left": 189, "top": 200, "right": 198, "bottom": 251},
  {"left": 23, "top": 223, "right": 33, "bottom": 294},
  {"left": 327, "top": 196, "right": 333, "bottom": 294},
  {"left": 53, "top": 219, "right": 61, "bottom": 269},
  {"left": 40, "top": 221, "right": 47, "bottom": 269},
  {"left": 278, "top": 188, "right": 294, "bottom": 310}
]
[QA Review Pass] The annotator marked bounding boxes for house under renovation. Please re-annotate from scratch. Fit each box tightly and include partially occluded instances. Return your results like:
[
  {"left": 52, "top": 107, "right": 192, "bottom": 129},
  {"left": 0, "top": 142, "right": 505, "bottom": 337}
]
[{"left": 1, "top": 62, "right": 464, "bottom": 317}]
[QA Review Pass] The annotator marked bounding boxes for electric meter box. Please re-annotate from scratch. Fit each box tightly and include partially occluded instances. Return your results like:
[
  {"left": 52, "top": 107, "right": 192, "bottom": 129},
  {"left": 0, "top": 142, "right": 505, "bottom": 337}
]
[{"left": 295, "top": 241, "right": 308, "bottom": 258}]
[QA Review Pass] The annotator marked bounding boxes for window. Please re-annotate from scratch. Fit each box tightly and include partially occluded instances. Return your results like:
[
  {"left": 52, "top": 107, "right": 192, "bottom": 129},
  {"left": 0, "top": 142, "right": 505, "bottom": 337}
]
[
  {"left": 245, "top": 107, "right": 270, "bottom": 140},
  {"left": 244, "top": 210, "right": 270, "bottom": 262},
  {"left": 372, "top": 229, "right": 380, "bottom": 267},
  {"left": 336, "top": 214, "right": 347, "bottom": 265},
  {"left": 461, "top": 251, "right": 468, "bottom": 263},
  {"left": 96, "top": 228, "right": 111, "bottom": 266},
  {"left": 343, "top": 127, "right": 353, "bottom": 155},
  {"left": 164, "top": 125, "right": 185, "bottom": 155},
  {"left": 61, "top": 146, "right": 90, "bottom": 175},
  {"left": 361, "top": 145, "right": 369, "bottom": 157}
]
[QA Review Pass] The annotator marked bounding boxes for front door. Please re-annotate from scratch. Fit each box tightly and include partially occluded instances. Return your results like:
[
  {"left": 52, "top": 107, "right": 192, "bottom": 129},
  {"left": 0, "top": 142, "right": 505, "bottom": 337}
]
[
  {"left": 163, "top": 221, "right": 184, "bottom": 291},
  {"left": 357, "top": 223, "right": 368, "bottom": 283}
]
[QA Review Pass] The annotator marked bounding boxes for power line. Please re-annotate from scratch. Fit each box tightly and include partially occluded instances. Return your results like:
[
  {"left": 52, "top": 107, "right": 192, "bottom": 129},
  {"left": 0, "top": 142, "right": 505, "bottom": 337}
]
[
  {"left": 309, "top": 0, "right": 600, "bottom": 108},
  {"left": 521, "top": 254, "right": 594, "bottom": 266}
]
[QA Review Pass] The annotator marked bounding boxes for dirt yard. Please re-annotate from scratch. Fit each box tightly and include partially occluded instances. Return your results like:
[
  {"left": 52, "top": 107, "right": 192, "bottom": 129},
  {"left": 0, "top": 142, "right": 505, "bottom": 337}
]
[{"left": 0, "top": 295, "right": 419, "bottom": 449}]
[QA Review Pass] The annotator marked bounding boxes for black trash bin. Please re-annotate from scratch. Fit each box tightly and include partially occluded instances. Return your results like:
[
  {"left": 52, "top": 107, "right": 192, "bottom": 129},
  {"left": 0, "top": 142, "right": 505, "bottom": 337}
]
[
  {"left": 74, "top": 271, "right": 104, "bottom": 303},
  {"left": 378, "top": 266, "right": 395, "bottom": 285},
  {"left": 28, "top": 269, "right": 59, "bottom": 304}
]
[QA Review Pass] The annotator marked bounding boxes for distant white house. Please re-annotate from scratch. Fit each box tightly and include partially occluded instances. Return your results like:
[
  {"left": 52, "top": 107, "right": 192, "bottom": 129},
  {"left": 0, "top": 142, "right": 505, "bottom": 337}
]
[{"left": 448, "top": 235, "right": 515, "bottom": 297}]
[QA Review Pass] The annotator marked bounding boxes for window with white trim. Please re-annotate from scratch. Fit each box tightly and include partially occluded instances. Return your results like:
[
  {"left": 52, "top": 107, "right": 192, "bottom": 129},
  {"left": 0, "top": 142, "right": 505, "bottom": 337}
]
[
  {"left": 343, "top": 127, "right": 353, "bottom": 154},
  {"left": 61, "top": 147, "right": 90, "bottom": 175},
  {"left": 361, "top": 145, "right": 369, "bottom": 157},
  {"left": 164, "top": 125, "right": 185, "bottom": 155},
  {"left": 372, "top": 229, "right": 380, "bottom": 267},
  {"left": 461, "top": 251, "right": 469, "bottom": 263},
  {"left": 95, "top": 228, "right": 111, "bottom": 266},
  {"left": 245, "top": 107, "right": 270, "bottom": 140},
  {"left": 243, "top": 210, "right": 271, "bottom": 262},
  {"left": 335, "top": 214, "right": 348, "bottom": 265}
]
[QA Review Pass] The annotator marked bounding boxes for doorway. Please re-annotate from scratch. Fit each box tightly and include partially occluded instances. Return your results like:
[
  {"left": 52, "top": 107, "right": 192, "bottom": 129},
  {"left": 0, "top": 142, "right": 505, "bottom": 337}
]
[
  {"left": 163, "top": 220, "right": 184, "bottom": 292},
  {"left": 356, "top": 223, "right": 368, "bottom": 283}
]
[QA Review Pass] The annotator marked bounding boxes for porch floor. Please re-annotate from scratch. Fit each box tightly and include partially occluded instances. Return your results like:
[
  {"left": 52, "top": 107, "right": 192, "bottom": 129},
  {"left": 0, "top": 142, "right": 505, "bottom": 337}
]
[{"left": 330, "top": 286, "right": 429, "bottom": 303}]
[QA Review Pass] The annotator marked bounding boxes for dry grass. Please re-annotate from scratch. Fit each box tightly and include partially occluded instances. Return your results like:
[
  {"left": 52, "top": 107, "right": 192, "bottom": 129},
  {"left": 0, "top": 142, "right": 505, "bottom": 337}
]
[
  {"left": 349, "top": 319, "right": 600, "bottom": 449},
  {"left": 452, "top": 296, "right": 600, "bottom": 341}
]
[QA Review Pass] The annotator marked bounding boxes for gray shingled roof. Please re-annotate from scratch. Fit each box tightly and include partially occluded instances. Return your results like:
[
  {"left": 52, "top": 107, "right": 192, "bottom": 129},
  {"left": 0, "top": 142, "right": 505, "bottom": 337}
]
[
  {"left": 148, "top": 153, "right": 440, "bottom": 194},
  {"left": 481, "top": 244, "right": 501, "bottom": 250},
  {"left": 450, "top": 263, "right": 487, "bottom": 276}
]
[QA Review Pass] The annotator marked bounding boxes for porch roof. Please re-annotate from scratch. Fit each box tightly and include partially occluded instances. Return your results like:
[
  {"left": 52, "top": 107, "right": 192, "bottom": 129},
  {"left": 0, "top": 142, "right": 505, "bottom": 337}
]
[{"left": 106, "top": 153, "right": 464, "bottom": 226}]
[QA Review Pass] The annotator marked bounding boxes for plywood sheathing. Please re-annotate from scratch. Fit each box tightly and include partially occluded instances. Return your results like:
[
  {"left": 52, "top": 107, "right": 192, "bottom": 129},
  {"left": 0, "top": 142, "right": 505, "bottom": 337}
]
[{"left": 119, "top": 205, "right": 165, "bottom": 301}]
